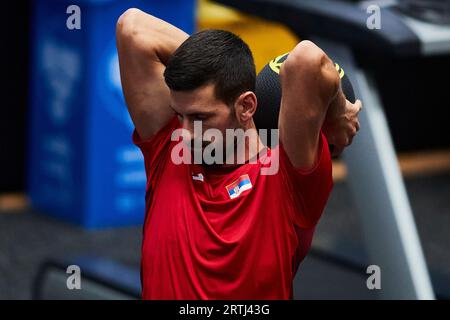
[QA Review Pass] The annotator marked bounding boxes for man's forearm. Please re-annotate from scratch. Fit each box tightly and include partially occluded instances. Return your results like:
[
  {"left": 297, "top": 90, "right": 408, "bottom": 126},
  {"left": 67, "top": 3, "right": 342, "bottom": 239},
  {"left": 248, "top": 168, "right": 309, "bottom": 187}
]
[
  {"left": 326, "top": 85, "right": 347, "bottom": 124},
  {"left": 322, "top": 80, "right": 362, "bottom": 157}
]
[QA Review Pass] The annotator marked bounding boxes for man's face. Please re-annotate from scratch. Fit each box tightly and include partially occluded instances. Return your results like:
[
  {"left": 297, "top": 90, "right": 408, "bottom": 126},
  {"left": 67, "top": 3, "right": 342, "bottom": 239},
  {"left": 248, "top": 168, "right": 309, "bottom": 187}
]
[{"left": 170, "top": 83, "right": 241, "bottom": 156}]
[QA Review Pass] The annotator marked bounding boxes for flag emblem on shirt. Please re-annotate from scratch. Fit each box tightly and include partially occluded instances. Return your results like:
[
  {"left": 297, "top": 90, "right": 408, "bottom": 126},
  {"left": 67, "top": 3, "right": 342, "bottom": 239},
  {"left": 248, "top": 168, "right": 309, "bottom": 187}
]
[
  {"left": 192, "top": 173, "right": 204, "bottom": 182},
  {"left": 225, "top": 174, "right": 252, "bottom": 199}
]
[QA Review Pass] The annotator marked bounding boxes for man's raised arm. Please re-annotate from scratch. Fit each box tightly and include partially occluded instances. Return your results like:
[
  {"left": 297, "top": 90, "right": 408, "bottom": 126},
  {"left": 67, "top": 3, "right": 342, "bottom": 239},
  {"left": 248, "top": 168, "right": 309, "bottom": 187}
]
[
  {"left": 279, "top": 40, "right": 347, "bottom": 169},
  {"left": 116, "top": 8, "right": 188, "bottom": 140}
]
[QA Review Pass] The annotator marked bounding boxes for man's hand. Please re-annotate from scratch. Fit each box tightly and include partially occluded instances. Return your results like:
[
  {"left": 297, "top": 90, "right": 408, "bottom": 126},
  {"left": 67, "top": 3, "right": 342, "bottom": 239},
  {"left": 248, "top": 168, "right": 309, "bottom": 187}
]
[{"left": 322, "top": 88, "right": 362, "bottom": 157}]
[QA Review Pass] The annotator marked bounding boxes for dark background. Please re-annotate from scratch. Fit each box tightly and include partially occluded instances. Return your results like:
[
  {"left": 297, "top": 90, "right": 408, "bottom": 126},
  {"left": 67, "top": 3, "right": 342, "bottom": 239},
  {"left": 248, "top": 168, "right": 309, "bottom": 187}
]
[{"left": 1, "top": 1, "right": 30, "bottom": 192}]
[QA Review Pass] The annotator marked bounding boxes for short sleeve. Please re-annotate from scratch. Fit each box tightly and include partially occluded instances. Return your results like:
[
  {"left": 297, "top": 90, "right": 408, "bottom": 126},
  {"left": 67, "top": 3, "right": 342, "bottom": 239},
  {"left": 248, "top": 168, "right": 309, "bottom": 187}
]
[
  {"left": 132, "top": 116, "right": 180, "bottom": 190},
  {"left": 279, "top": 131, "right": 334, "bottom": 228}
]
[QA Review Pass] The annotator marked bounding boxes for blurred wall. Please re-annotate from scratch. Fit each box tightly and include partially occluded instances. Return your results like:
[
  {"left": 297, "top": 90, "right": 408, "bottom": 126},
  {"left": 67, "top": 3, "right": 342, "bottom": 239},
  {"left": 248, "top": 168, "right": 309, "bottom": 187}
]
[{"left": 197, "top": 0, "right": 299, "bottom": 73}]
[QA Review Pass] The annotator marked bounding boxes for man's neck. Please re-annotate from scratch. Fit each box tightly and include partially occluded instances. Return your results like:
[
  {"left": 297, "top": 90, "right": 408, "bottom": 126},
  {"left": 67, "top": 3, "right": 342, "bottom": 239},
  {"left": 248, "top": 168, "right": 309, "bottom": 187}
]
[{"left": 223, "top": 121, "right": 266, "bottom": 167}]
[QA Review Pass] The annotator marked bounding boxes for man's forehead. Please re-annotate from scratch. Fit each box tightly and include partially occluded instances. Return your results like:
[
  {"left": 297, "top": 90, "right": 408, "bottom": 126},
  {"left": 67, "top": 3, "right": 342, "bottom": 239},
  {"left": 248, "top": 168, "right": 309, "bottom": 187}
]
[
  {"left": 170, "top": 100, "right": 213, "bottom": 112},
  {"left": 170, "top": 88, "right": 223, "bottom": 112}
]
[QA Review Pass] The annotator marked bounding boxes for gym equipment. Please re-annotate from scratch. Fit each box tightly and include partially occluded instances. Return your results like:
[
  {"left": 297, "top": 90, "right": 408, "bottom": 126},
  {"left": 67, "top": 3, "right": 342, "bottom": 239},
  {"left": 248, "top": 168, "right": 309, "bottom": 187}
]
[
  {"left": 28, "top": 0, "right": 196, "bottom": 228},
  {"left": 216, "top": 0, "right": 446, "bottom": 299},
  {"left": 254, "top": 52, "right": 355, "bottom": 148}
]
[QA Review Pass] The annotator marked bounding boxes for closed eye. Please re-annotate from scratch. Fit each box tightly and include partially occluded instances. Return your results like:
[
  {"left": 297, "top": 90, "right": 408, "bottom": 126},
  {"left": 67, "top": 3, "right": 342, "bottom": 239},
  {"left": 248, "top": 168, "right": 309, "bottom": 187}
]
[
  {"left": 170, "top": 106, "right": 210, "bottom": 122},
  {"left": 191, "top": 114, "right": 208, "bottom": 121}
]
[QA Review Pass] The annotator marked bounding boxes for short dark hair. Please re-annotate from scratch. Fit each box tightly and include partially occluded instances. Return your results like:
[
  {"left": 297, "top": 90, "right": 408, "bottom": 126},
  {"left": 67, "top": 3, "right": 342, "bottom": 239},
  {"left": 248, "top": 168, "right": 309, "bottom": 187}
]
[{"left": 164, "top": 29, "right": 256, "bottom": 106}]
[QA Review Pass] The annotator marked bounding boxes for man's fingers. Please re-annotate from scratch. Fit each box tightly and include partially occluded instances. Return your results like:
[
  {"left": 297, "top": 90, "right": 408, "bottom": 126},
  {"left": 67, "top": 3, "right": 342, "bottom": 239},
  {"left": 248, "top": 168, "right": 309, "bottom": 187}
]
[
  {"left": 327, "top": 98, "right": 362, "bottom": 158},
  {"left": 355, "top": 99, "right": 363, "bottom": 113},
  {"left": 347, "top": 99, "right": 362, "bottom": 114}
]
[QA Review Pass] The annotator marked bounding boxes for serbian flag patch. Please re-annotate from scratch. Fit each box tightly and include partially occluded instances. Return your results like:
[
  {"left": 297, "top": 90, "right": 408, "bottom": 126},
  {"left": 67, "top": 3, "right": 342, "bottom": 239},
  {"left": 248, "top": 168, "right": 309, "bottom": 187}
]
[{"left": 225, "top": 174, "right": 252, "bottom": 199}]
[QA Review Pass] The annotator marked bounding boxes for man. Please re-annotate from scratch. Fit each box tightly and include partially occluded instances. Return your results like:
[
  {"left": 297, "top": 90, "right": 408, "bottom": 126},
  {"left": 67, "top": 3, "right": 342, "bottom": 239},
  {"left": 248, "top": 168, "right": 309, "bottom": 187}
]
[{"left": 116, "top": 8, "right": 361, "bottom": 299}]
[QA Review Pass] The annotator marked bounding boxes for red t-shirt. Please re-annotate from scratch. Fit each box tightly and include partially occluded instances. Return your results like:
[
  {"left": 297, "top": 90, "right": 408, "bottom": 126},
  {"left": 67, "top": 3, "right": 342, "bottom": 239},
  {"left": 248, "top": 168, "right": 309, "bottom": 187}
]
[{"left": 133, "top": 116, "right": 333, "bottom": 299}]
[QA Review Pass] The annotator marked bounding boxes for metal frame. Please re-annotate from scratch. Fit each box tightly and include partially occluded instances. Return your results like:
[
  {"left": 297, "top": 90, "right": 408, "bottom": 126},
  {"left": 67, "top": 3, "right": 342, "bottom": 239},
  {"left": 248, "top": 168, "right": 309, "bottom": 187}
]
[{"left": 314, "top": 37, "right": 434, "bottom": 299}]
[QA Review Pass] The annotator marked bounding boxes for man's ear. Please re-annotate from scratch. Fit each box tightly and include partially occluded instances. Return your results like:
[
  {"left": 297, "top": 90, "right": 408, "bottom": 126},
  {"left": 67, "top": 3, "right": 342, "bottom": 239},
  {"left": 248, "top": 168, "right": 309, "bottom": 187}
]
[{"left": 234, "top": 91, "right": 257, "bottom": 122}]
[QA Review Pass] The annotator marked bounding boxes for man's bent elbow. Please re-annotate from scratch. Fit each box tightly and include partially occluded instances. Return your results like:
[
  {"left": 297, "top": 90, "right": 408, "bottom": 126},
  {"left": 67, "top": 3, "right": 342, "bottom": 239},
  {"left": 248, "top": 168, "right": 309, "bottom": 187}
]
[
  {"left": 116, "top": 8, "right": 142, "bottom": 38},
  {"left": 282, "top": 41, "right": 325, "bottom": 74},
  {"left": 116, "top": 8, "right": 160, "bottom": 44},
  {"left": 281, "top": 40, "right": 340, "bottom": 104}
]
